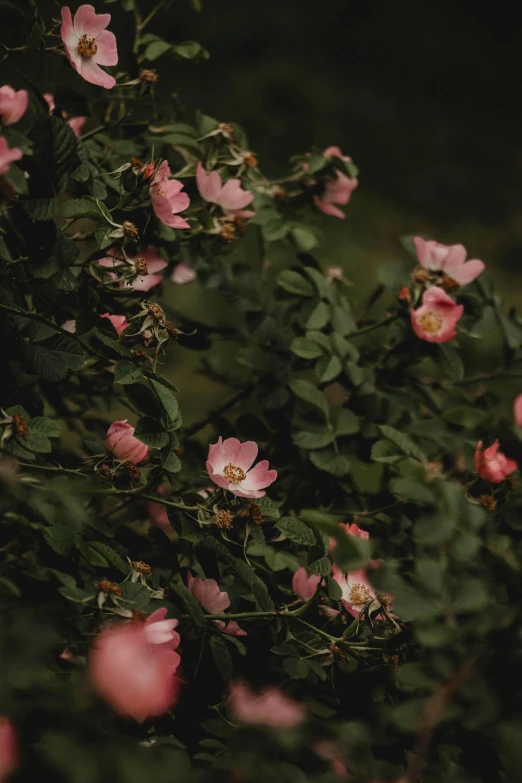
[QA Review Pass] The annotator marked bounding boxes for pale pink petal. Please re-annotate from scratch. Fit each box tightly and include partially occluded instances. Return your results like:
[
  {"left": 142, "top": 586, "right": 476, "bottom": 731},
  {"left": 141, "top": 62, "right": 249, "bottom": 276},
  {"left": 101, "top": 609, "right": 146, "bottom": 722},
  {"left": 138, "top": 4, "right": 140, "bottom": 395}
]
[
  {"left": 76, "top": 57, "right": 116, "bottom": 89},
  {"left": 292, "top": 567, "right": 321, "bottom": 599},
  {"left": 514, "top": 394, "right": 522, "bottom": 427},
  {"left": 216, "top": 619, "right": 247, "bottom": 636},
  {"left": 313, "top": 195, "right": 346, "bottom": 219},
  {"left": 171, "top": 263, "right": 197, "bottom": 284},
  {"left": 196, "top": 161, "right": 222, "bottom": 203},
  {"left": 449, "top": 258, "right": 485, "bottom": 285},
  {"left": 61, "top": 319, "right": 77, "bottom": 333},
  {"left": 233, "top": 487, "right": 266, "bottom": 498},
  {"left": 217, "top": 179, "right": 254, "bottom": 211},
  {"left": 72, "top": 5, "right": 111, "bottom": 37},
  {"left": 92, "top": 30, "right": 118, "bottom": 66},
  {"left": 60, "top": 7, "right": 77, "bottom": 51},
  {"left": 68, "top": 116, "right": 87, "bottom": 137},
  {"left": 131, "top": 274, "right": 163, "bottom": 292},
  {"left": 209, "top": 437, "right": 242, "bottom": 473},
  {"left": 0, "top": 86, "right": 29, "bottom": 125},
  {"left": 235, "top": 441, "right": 258, "bottom": 471},
  {"left": 241, "top": 460, "right": 277, "bottom": 491}
]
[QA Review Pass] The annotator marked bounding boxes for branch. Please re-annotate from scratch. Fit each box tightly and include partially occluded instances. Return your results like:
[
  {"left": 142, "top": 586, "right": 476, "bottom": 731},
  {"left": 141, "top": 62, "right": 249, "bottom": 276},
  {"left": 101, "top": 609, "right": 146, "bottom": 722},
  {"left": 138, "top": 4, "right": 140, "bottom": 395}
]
[
  {"left": 184, "top": 385, "right": 255, "bottom": 439},
  {"left": 0, "top": 302, "right": 82, "bottom": 341}
]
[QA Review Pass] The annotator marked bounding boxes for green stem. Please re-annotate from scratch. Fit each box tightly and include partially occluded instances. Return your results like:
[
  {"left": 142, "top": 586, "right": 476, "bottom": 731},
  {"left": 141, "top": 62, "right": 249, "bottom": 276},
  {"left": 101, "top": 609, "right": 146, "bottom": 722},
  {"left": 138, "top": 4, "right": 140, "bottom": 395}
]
[
  {"left": 350, "top": 314, "right": 398, "bottom": 338},
  {"left": 16, "top": 462, "right": 88, "bottom": 478},
  {"left": 139, "top": 493, "right": 200, "bottom": 512},
  {"left": 184, "top": 385, "right": 254, "bottom": 438},
  {"left": 0, "top": 302, "right": 83, "bottom": 341}
]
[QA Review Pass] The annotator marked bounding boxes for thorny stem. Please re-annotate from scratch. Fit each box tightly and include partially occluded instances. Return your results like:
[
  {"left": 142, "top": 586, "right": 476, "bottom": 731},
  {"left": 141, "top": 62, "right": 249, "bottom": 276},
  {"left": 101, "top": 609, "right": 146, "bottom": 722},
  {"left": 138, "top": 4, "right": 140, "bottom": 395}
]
[
  {"left": 184, "top": 385, "right": 255, "bottom": 438},
  {"left": 16, "top": 462, "right": 89, "bottom": 478}
]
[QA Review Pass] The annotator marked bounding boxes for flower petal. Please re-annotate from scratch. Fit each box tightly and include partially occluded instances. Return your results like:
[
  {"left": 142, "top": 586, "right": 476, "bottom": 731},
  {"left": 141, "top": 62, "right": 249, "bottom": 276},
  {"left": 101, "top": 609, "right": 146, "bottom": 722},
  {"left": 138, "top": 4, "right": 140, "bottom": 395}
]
[
  {"left": 93, "top": 30, "right": 118, "bottom": 67},
  {"left": 73, "top": 5, "right": 111, "bottom": 37},
  {"left": 235, "top": 441, "right": 258, "bottom": 471}
]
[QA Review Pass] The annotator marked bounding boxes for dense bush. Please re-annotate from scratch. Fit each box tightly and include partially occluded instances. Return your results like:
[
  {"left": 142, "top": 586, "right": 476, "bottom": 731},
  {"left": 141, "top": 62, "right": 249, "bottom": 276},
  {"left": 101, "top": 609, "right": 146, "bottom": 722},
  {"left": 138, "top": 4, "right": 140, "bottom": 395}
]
[{"left": 1, "top": 2, "right": 522, "bottom": 782}]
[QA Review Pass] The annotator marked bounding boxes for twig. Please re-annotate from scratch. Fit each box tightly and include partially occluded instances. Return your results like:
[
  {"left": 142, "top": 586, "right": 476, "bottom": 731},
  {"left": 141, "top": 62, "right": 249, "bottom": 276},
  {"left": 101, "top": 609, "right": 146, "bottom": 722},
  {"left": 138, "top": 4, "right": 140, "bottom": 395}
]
[
  {"left": 349, "top": 314, "right": 398, "bottom": 338},
  {"left": 0, "top": 302, "right": 83, "bottom": 341},
  {"left": 184, "top": 385, "right": 254, "bottom": 438}
]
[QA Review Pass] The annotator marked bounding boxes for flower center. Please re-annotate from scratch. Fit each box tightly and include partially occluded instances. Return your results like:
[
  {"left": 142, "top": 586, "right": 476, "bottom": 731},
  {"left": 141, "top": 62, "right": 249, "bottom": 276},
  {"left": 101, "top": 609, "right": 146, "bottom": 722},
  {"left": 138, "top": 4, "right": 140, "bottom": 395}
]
[
  {"left": 223, "top": 463, "right": 247, "bottom": 483},
  {"left": 77, "top": 34, "right": 98, "bottom": 57},
  {"left": 418, "top": 310, "right": 443, "bottom": 334},
  {"left": 135, "top": 257, "right": 149, "bottom": 276},
  {"left": 349, "top": 583, "right": 372, "bottom": 605}
]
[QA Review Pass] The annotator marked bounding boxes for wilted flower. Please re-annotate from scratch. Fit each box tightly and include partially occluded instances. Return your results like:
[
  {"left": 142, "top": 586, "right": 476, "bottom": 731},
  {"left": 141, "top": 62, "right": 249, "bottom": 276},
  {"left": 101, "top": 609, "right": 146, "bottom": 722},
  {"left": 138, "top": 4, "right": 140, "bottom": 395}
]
[
  {"left": 206, "top": 436, "right": 277, "bottom": 499},
  {"left": 291, "top": 567, "right": 321, "bottom": 600},
  {"left": 0, "top": 137, "right": 22, "bottom": 175},
  {"left": 89, "top": 610, "right": 181, "bottom": 721},
  {"left": 101, "top": 312, "right": 129, "bottom": 336},
  {"left": 228, "top": 681, "right": 306, "bottom": 728},
  {"left": 188, "top": 573, "right": 247, "bottom": 636},
  {"left": 61, "top": 5, "right": 118, "bottom": 89},
  {"left": 105, "top": 420, "right": 149, "bottom": 464},
  {"left": 411, "top": 286, "right": 464, "bottom": 343},
  {"left": 474, "top": 440, "right": 517, "bottom": 483},
  {"left": 150, "top": 160, "right": 190, "bottom": 229},
  {"left": 196, "top": 161, "right": 255, "bottom": 217},
  {"left": 413, "top": 237, "right": 485, "bottom": 286},
  {"left": 0, "top": 85, "right": 28, "bottom": 125}
]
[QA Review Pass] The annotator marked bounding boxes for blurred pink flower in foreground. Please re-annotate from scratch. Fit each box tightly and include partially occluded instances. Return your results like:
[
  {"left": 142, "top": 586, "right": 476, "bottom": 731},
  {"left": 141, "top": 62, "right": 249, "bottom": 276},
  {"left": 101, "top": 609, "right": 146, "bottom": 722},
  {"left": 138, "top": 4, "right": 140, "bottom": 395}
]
[
  {"left": 313, "top": 146, "right": 358, "bottom": 219},
  {"left": 329, "top": 521, "right": 369, "bottom": 555},
  {"left": 291, "top": 567, "right": 321, "bottom": 600},
  {"left": 411, "top": 287, "right": 463, "bottom": 343},
  {"left": 99, "top": 246, "right": 167, "bottom": 292},
  {"left": 0, "top": 85, "right": 28, "bottom": 126},
  {"left": 228, "top": 681, "right": 306, "bottom": 728},
  {"left": 196, "top": 161, "right": 255, "bottom": 217},
  {"left": 89, "top": 610, "right": 181, "bottom": 721},
  {"left": 43, "top": 93, "right": 86, "bottom": 137},
  {"left": 146, "top": 487, "right": 172, "bottom": 536},
  {"left": 101, "top": 312, "right": 129, "bottom": 336},
  {"left": 0, "top": 718, "right": 17, "bottom": 783},
  {"left": 150, "top": 160, "right": 190, "bottom": 229},
  {"left": 188, "top": 572, "right": 246, "bottom": 636},
  {"left": 514, "top": 394, "right": 522, "bottom": 427},
  {"left": 475, "top": 440, "right": 517, "bottom": 483},
  {"left": 61, "top": 5, "right": 118, "bottom": 89},
  {"left": 105, "top": 420, "right": 149, "bottom": 464},
  {"left": 313, "top": 740, "right": 349, "bottom": 778},
  {"left": 413, "top": 237, "right": 485, "bottom": 285},
  {"left": 0, "top": 137, "right": 22, "bottom": 175},
  {"left": 171, "top": 263, "right": 197, "bottom": 285},
  {"left": 206, "top": 437, "right": 277, "bottom": 499}
]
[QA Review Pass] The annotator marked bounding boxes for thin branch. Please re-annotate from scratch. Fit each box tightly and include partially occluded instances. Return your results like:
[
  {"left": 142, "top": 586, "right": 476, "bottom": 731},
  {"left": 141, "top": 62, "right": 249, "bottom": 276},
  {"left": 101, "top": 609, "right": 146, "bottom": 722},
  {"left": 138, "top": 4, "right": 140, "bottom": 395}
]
[
  {"left": 184, "top": 385, "right": 254, "bottom": 438},
  {"left": 349, "top": 314, "right": 398, "bottom": 338},
  {"left": 0, "top": 302, "right": 82, "bottom": 341}
]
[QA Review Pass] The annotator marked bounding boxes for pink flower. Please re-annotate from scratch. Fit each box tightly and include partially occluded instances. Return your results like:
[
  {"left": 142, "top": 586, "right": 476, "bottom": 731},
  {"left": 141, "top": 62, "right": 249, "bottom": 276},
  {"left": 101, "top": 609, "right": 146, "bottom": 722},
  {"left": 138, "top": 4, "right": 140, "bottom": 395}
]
[
  {"left": 411, "top": 286, "right": 464, "bottom": 343},
  {"left": 188, "top": 573, "right": 246, "bottom": 636},
  {"left": 312, "top": 147, "right": 358, "bottom": 220},
  {"left": 0, "top": 137, "right": 22, "bottom": 175},
  {"left": 150, "top": 160, "right": 190, "bottom": 229},
  {"left": 514, "top": 394, "right": 522, "bottom": 427},
  {"left": 43, "top": 93, "right": 86, "bottom": 138},
  {"left": 105, "top": 420, "right": 149, "bottom": 464},
  {"left": 99, "top": 247, "right": 167, "bottom": 292},
  {"left": 291, "top": 567, "right": 321, "bottom": 600},
  {"left": 0, "top": 718, "right": 17, "bottom": 783},
  {"left": 228, "top": 681, "right": 306, "bottom": 728},
  {"left": 171, "top": 263, "right": 197, "bottom": 285},
  {"left": 89, "top": 613, "right": 181, "bottom": 721},
  {"left": 332, "top": 565, "right": 392, "bottom": 618},
  {"left": 101, "top": 312, "right": 129, "bottom": 336},
  {"left": 474, "top": 440, "right": 517, "bottom": 483},
  {"left": 413, "top": 237, "right": 485, "bottom": 286},
  {"left": 61, "top": 319, "right": 77, "bottom": 333},
  {"left": 329, "top": 522, "right": 369, "bottom": 556},
  {"left": 314, "top": 740, "right": 349, "bottom": 778},
  {"left": 61, "top": 5, "right": 118, "bottom": 90},
  {"left": 196, "top": 161, "right": 254, "bottom": 217},
  {"left": 206, "top": 437, "right": 277, "bottom": 499},
  {"left": 146, "top": 488, "right": 172, "bottom": 536},
  {"left": 0, "top": 85, "right": 29, "bottom": 126}
]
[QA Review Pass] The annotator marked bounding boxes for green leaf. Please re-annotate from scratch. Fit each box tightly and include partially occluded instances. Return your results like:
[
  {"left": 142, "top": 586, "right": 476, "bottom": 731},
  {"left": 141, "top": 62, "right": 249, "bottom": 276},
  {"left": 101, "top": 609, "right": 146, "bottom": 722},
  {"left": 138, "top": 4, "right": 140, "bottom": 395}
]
[
  {"left": 291, "top": 225, "right": 318, "bottom": 251},
  {"left": 170, "top": 575, "right": 206, "bottom": 627},
  {"left": 59, "top": 198, "right": 104, "bottom": 220},
  {"left": 306, "top": 301, "right": 330, "bottom": 330},
  {"left": 29, "top": 417, "right": 62, "bottom": 437},
  {"left": 114, "top": 360, "right": 143, "bottom": 385},
  {"left": 378, "top": 424, "right": 426, "bottom": 462},
  {"left": 371, "top": 439, "right": 402, "bottom": 464},
  {"left": 209, "top": 635, "right": 233, "bottom": 681},
  {"left": 262, "top": 218, "right": 289, "bottom": 242},
  {"left": 162, "top": 449, "right": 182, "bottom": 473},
  {"left": 277, "top": 270, "right": 314, "bottom": 297},
  {"left": 283, "top": 657, "right": 309, "bottom": 679},
  {"left": 452, "top": 580, "right": 489, "bottom": 613},
  {"left": 88, "top": 542, "right": 129, "bottom": 574},
  {"left": 134, "top": 417, "right": 169, "bottom": 448},
  {"left": 332, "top": 407, "right": 360, "bottom": 436},
  {"left": 392, "top": 588, "right": 440, "bottom": 622},
  {"left": 306, "top": 153, "right": 327, "bottom": 175},
  {"left": 150, "top": 379, "right": 181, "bottom": 425},
  {"left": 29, "top": 335, "right": 84, "bottom": 382},
  {"left": 307, "top": 555, "right": 332, "bottom": 576},
  {"left": 173, "top": 40, "right": 209, "bottom": 59},
  {"left": 389, "top": 478, "right": 434, "bottom": 505},
  {"left": 22, "top": 197, "right": 58, "bottom": 221},
  {"left": 144, "top": 38, "right": 173, "bottom": 60},
  {"left": 289, "top": 380, "right": 329, "bottom": 418},
  {"left": 315, "top": 354, "right": 342, "bottom": 382},
  {"left": 439, "top": 343, "right": 465, "bottom": 382},
  {"left": 310, "top": 449, "right": 350, "bottom": 477},
  {"left": 276, "top": 517, "right": 316, "bottom": 547},
  {"left": 44, "top": 524, "right": 79, "bottom": 556},
  {"left": 290, "top": 337, "right": 324, "bottom": 360},
  {"left": 23, "top": 431, "right": 52, "bottom": 453},
  {"left": 203, "top": 537, "right": 274, "bottom": 611},
  {"left": 292, "top": 430, "right": 334, "bottom": 449}
]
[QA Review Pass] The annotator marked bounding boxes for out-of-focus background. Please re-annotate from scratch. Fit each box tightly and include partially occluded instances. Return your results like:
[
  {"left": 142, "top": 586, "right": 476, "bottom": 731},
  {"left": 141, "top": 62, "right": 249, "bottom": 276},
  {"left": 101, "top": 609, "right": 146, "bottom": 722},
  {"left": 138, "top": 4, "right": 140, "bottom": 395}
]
[{"left": 159, "top": 0, "right": 522, "bottom": 421}]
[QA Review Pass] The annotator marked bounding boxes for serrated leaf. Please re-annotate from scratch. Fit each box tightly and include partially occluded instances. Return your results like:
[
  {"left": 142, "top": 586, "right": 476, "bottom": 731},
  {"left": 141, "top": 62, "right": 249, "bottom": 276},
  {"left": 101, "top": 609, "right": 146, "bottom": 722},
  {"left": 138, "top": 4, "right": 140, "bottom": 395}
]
[
  {"left": 306, "top": 301, "right": 330, "bottom": 330},
  {"left": 371, "top": 439, "right": 402, "bottom": 463},
  {"left": 29, "top": 417, "right": 62, "bottom": 437},
  {"left": 59, "top": 198, "right": 104, "bottom": 220},
  {"left": 29, "top": 335, "right": 84, "bottom": 382},
  {"left": 203, "top": 537, "right": 274, "bottom": 611},
  {"left": 277, "top": 270, "right": 314, "bottom": 297},
  {"left": 389, "top": 478, "right": 434, "bottom": 504},
  {"left": 439, "top": 343, "right": 465, "bottom": 382},
  {"left": 290, "top": 337, "right": 324, "bottom": 360},
  {"left": 378, "top": 424, "right": 426, "bottom": 463},
  {"left": 22, "top": 197, "right": 58, "bottom": 221},
  {"left": 283, "top": 657, "right": 309, "bottom": 679},
  {"left": 134, "top": 417, "right": 169, "bottom": 448},
  {"left": 309, "top": 449, "right": 350, "bottom": 477},
  {"left": 114, "top": 360, "right": 143, "bottom": 385},
  {"left": 289, "top": 380, "right": 329, "bottom": 418},
  {"left": 292, "top": 430, "right": 334, "bottom": 449},
  {"left": 88, "top": 542, "right": 129, "bottom": 574},
  {"left": 276, "top": 517, "right": 316, "bottom": 547},
  {"left": 332, "top": 407, "right": 359, "bottom": 436},
  {"left": 209, "top": 635, "right": 233, "bottom": 681},
  {"left": 150, "top": 378, "right": 181, "bottom": 424},
  {"left": 315, "top": 354, "right": 342, "bottom": 382},
  {"left": 23, "top": 431, "right": 52, "bottom": 453}
]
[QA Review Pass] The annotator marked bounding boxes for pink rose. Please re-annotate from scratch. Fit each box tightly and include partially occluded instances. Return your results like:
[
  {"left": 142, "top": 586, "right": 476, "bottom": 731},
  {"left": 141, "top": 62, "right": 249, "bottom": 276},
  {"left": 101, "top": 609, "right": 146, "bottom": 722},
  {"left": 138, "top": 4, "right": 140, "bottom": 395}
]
[
  {"left": 228, "top": 681, "right": 306, "bottom": 728},
  {"left": 105, "top": 420, "right": 149, "bottom": 464},
  {"left": 99, "top": 247, "right": 168, "bottom": 292},
  {"left": 0, "top": 136, "right": 22, "bottom": 176},
  {"left": 312, "top": 146, "right": 358, "bottom": 220},
  {"left": 146, "top": 487, "right": 172, "bottom": 535},
  {"left": 101, "top": 312, "right": 129, "bottom": 336},
  {"left": 61, "top": 5, "right": 118, "bottom": 90},
  {"left": 43, "top": 93, "right": 86, "bottom": 138},
  {"left": 413, "top": 237, "right": 485, "bottom": 286},
  {"left": 0, "top": 718, "right": 17, "bottom": 783},
  {"left": 206, "top": 436, "right": 277, "bottom": 499},
  {"left": 188, "top": 573, "right": 247, "bottom": 636},
  {"left": 514, "top": 394, "right": 522, "bottom": 427},
  {"left": 329, "top": 522, "right": 369, "bottom": 556},
  {"left": 150, "top": 160, "right": 190, "bottom": 229},
  {"left": 411, "top": 286, "right": 464, "bottom": 343},
  {"left": 196, "top": 161, "right": 255, "bottom": 217},
  {"left": 474, "top": 440, "right": 517, "bottom": 483},
  {"left": 291, "top": 567, "right": 321, "bottom": 600},
  {"left": 0, "top": 85, "right": 29, "bottom": 126},
  {"left": 89, "top": 612, "right": 181, "bottom": 721},
  {"left": 332, "top": 564, "right": 393, "bottom": 619},
  {"left": 171, "top": 263, "right": 197, "bottom": 285}
]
